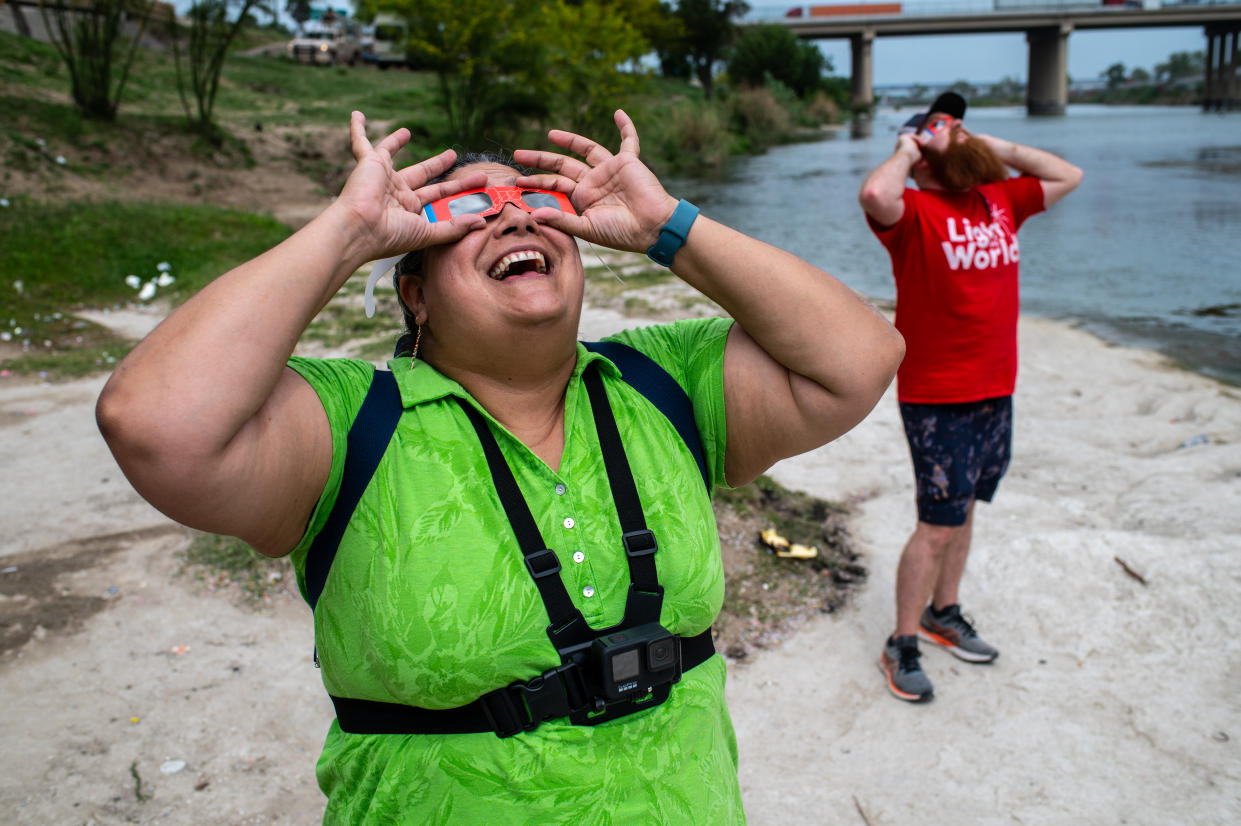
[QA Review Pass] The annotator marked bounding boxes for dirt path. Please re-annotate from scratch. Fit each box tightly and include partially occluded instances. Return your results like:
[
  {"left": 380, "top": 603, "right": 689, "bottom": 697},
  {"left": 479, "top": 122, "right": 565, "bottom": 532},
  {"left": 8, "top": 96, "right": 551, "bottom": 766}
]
[
  {"left": 5, "top": 308, "right": 1240, "bottom": 825},
  {"left": 3, "top": 132, "right": 1240, "bottom": 822}
]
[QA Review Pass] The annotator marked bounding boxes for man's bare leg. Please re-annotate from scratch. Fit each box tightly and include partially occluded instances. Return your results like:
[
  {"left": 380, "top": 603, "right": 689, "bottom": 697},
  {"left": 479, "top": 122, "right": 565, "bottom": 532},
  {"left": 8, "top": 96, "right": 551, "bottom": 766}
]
[
  {"left": 894, "top": 517, "right": 973, "bottom": 638},
  {"left": 931, "top": 502, "right": 974, "bottom": 611}
]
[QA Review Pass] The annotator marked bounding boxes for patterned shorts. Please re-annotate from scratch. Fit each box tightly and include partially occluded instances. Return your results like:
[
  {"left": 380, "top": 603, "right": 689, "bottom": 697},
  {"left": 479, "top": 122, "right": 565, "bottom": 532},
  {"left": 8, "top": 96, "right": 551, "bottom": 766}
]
[{"left": 899, "top": 396, "right": 1013, "bottom": 527}]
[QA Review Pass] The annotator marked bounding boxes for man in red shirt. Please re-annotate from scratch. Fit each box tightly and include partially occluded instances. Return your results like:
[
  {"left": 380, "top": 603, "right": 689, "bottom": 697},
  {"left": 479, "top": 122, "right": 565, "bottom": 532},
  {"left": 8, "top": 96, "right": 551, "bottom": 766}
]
[{"left": 858, "top": 92, "right": 1082, "bottom": 702}]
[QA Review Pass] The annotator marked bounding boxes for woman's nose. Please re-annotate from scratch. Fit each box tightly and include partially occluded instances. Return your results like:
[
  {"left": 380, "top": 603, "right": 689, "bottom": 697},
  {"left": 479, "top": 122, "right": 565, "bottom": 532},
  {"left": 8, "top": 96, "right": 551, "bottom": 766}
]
[{"left": 494, "top": 202, "right": 536, "bottom": 235}]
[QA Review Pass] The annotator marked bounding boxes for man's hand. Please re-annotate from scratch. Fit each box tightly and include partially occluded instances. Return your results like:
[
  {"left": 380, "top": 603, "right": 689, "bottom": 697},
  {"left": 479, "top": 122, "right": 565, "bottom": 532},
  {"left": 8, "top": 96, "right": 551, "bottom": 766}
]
[
  {"left": 972, "top": 132, "right": 1083, "bottom": 207},
  {"left": 858, "top": 135, "right": 922, "bottom": 227},
  {"left": 897, "top": 132, "right": 925, "bottom": 159}
]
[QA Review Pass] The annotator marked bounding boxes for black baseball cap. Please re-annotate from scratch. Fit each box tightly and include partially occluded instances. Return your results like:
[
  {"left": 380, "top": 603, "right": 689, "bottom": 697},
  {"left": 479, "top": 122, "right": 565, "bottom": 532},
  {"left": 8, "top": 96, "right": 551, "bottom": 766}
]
[
  {"left": 899, "top": 91, "right": 968, "bottom": 135},
  {"left": 920, "top": 91, "right": 967, "bottom": 128}
]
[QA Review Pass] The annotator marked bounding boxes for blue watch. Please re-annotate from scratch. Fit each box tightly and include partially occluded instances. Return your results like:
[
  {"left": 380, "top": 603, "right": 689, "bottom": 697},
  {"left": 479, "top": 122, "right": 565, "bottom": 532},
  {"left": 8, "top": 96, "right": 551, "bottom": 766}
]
[{"left": 646, "top": 199, "right": 700, "bottom": 267}]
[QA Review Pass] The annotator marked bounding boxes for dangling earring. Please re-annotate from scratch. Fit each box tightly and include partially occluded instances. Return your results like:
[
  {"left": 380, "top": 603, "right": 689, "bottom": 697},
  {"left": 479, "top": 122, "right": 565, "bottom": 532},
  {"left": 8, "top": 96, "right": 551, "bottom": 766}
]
[{"left": 409, "top": 325, "right": 422, "bottom": 369}]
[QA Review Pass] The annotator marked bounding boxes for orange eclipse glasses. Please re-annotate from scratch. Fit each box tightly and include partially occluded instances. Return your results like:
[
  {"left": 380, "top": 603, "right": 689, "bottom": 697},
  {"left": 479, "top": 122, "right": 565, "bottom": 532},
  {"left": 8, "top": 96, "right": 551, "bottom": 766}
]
[
  {"left": 918, "top": 117, "right": 957, "bottom": 140},
  {"left": 423, "top": 186, "right": 576, "bottom": 223}
]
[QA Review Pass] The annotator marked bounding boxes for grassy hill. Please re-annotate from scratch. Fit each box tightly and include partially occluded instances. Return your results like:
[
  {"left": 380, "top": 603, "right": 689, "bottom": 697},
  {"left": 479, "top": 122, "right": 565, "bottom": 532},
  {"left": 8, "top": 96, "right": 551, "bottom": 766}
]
[{"left": 0, "top": 27, "right": 836, "bottom": 378}]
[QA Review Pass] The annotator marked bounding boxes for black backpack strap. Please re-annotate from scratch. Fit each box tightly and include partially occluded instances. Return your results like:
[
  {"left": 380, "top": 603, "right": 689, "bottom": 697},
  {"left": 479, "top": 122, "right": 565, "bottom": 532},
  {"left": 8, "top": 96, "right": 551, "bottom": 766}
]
[
  {"left": 455, "top": 398, "right": 590, "bottom": 645},
  {"left": 582, "top": 340, "right": 709, "bottom": 491},
  {"left": 304, "top": 368, "right": 402, "bottom": 612},
  {"left": 582, "top": 369, "right": 662, "bottom": 625}
]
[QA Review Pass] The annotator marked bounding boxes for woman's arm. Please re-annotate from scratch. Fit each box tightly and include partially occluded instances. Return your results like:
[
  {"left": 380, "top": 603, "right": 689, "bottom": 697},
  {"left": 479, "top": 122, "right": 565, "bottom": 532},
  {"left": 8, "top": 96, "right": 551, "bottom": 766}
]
[
  {"left": 96, "top": 113, "right": 486, "bottom": 555},
  {"left": 516, "top": 110, "right": 904, "bottom": 487}
]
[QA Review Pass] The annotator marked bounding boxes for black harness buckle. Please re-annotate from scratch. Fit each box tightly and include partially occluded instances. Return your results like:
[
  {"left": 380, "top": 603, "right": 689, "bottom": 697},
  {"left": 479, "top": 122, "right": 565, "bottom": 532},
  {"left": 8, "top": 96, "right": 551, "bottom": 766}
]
[
  {"left": 481, "top": 661, "right": 591, "bottom": 738},
  {"left": 622, "top": 529, "right": 658, "bottom": 557},
  {"left": 523, "top": 548, "right": 562, "bottom": 579}
]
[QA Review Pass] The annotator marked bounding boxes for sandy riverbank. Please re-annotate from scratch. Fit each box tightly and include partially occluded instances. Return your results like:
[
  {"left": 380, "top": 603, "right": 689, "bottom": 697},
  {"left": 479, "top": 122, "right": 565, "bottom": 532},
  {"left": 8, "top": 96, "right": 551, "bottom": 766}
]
[{"left": 1, "top": 306, "right": 1238, "bottom": 824}]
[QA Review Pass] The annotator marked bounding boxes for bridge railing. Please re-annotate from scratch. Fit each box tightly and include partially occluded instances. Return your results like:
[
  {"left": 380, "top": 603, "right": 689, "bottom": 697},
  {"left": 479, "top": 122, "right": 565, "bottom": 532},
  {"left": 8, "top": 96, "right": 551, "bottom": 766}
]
[{"left": 742, "top": 0, "right": 1241, "bottom": 22}]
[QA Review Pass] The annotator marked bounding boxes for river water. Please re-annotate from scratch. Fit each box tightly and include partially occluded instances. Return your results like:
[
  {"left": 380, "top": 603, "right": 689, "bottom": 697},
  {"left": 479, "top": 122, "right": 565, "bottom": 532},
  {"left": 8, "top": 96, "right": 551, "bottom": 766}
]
[{"left": 671, "top": 105, "right": 1241, "bottom": 386}]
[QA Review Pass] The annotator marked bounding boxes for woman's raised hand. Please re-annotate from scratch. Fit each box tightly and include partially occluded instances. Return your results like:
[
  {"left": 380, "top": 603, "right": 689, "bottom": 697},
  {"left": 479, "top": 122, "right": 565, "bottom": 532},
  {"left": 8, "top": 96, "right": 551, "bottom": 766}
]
[
  {"left": 336, "top": 111, "right": 487, "bottom": 262},
  {"left": 513, "top": 109, "right": 678, "bottom": 255}
]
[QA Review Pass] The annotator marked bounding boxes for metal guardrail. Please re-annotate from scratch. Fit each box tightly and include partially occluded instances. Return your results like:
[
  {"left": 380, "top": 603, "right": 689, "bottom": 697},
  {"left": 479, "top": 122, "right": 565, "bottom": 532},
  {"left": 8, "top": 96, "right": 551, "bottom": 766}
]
[{"left": 743, "top": 0, "right": 1241, "bottom": 21}]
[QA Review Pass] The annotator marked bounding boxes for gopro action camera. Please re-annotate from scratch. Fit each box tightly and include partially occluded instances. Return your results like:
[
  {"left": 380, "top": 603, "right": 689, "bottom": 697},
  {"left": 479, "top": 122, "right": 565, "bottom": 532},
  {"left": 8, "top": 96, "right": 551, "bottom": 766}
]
[{"left": 592, "top": 622, "right": 682, "bottom": 701}]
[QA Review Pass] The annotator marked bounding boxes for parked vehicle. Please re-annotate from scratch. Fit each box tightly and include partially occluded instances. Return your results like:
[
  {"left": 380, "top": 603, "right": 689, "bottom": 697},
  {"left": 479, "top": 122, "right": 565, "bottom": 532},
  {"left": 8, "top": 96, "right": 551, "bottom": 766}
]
[
  {"left": 361, "top": 13, "right": 412, "bottom": 69},
  {"left": 287, "top": 21, "right": 362, "bottom": 66}
]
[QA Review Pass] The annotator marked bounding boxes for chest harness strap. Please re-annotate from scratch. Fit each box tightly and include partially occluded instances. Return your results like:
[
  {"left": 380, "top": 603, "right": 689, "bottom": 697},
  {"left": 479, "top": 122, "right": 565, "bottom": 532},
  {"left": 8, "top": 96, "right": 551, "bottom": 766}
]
[{"left": 329, "top": 365, "right": 715, "bottom": 738}]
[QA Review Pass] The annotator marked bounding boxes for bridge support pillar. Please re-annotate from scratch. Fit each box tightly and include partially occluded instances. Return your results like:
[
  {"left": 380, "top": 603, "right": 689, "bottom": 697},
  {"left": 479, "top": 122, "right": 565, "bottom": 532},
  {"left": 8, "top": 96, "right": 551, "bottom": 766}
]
[
  {"left": 1026, "top": 24, "right": 1070, "bottom": 116},
  {"left": 850, "top": 28, "right": 875, "bottom": 138},
  {"left": 1204, "top": 24, "right": 1241, "bottom": 111}
]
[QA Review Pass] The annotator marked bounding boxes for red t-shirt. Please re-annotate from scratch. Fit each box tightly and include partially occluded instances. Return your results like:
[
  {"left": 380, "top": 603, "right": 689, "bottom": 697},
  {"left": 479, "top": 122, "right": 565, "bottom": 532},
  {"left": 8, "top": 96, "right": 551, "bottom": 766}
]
[{"left": 869, "top": 176, "right": 1045, "bottom": 403}]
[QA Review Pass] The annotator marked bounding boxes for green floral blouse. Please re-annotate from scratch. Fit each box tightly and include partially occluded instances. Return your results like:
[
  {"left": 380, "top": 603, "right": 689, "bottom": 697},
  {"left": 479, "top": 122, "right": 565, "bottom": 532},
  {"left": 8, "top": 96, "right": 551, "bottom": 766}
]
[{"left": 287, "top": 317, "right": 744, "bottom": 825}]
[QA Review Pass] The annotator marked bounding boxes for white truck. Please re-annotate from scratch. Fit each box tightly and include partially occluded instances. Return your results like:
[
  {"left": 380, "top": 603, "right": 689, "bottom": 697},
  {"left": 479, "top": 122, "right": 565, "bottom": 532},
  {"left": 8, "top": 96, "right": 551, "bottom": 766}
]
[
  {"left": 361, "top": 13, "right": 411, "bottom": 70},
  {"left": 287, "top": 20, "right": 362, "bottom": 66}
]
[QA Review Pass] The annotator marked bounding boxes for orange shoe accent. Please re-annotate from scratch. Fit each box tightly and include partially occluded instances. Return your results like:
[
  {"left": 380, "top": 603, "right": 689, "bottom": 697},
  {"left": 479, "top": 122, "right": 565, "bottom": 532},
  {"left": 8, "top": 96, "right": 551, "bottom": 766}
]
[{"left": 878, "top": 656, "right": 931, "bottom": 702}]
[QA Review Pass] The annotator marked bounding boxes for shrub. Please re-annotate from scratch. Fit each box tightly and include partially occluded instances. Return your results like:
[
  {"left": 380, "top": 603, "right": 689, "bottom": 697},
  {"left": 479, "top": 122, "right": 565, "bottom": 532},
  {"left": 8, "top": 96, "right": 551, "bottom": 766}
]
[
  {"left": 729, "top": 85, "right": 792, "bottom": 153},
  {"left": 646, "top": 101, "right": 733, "bottom": 175}
]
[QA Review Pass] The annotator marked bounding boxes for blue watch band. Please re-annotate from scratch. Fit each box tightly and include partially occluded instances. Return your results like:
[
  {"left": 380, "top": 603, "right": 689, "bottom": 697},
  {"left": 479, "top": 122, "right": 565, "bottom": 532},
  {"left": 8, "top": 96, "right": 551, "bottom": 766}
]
[{"left": 646, "top": 199, "right": 699, "bottom": 267}]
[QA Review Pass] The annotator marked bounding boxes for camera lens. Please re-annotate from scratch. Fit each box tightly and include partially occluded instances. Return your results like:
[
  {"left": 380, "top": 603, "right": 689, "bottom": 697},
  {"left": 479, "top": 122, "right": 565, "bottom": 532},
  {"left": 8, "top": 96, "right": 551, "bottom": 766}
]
[{"left": 647, "top": 637, "right": 677, "bottom": 671}]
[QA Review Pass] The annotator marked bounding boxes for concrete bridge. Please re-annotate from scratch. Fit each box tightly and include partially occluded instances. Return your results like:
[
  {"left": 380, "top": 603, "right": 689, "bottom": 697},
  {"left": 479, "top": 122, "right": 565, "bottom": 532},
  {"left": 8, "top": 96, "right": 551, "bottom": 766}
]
[{"left": 747, "top": 2, "right": 1241, "bottom": 117}]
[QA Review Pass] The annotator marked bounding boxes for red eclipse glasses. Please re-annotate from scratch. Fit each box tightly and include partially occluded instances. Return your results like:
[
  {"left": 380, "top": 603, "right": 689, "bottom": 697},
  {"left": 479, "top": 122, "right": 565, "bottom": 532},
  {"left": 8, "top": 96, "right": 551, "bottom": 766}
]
[
  {"left": 918, "top": 116, "right": 955, "bottom": 140},
  {"left": 423, "top": 186, "right": 576, "bottom": 223}
]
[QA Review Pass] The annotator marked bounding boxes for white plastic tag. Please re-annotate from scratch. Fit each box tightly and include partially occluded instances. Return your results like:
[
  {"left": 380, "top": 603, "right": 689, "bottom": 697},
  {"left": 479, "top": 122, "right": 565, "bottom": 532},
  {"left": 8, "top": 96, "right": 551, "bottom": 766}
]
[{"left": 363, "top": 254, "right": 406, "bottom": 318}]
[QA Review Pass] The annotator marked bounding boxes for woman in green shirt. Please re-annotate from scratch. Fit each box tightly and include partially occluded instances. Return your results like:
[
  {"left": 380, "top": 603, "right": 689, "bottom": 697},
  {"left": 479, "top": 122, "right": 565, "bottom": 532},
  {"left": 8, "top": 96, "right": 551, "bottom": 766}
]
[{"left": 97, "top": 109, "right": 904, "bottom": 823}]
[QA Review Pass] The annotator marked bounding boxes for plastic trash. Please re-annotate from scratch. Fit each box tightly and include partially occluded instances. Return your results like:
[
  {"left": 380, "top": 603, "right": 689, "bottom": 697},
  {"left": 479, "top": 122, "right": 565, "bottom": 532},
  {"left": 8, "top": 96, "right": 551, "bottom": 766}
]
[
  {"left": 160, "top": 760, "right": 187, "bottom": 774},
  {"left": 759, "top": 528, "right": 789, "bottom": 551},
  {"left": 1179, "top": 434, "right": 1209, "bottom": 449},
  {"left": 777, "top": 543, "right": 818, "bottom": 560}
]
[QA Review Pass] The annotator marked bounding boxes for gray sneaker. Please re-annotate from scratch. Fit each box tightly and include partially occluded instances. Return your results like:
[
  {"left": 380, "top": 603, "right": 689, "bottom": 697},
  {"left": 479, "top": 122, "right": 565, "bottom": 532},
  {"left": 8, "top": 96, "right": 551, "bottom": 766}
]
[
  {"left": 919, "top": 604, "right": 999, "bottom": 663},
  {"left": 879, "top": 635, "right": 934, "bottom": 702}
]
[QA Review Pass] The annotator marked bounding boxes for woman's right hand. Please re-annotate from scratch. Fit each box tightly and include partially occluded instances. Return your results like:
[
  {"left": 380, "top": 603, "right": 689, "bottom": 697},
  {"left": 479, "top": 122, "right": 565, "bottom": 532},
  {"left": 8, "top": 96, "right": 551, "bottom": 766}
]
[{"left": 334, "top": 111, "right": 488, "bottom": 265}]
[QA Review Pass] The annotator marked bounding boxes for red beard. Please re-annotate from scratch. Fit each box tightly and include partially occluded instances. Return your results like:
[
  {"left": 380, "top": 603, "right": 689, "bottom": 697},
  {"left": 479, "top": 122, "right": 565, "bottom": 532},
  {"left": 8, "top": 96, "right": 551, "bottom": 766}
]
[{"left": 923, "top": 132, "right": 1010, "bottom": 191}]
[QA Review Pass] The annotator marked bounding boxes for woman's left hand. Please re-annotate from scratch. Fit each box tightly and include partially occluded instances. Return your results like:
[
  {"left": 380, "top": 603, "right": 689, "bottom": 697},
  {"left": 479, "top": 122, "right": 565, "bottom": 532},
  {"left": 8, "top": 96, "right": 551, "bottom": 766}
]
[{"left": 513, "top": 109, "right": 678, "bottom": 254}]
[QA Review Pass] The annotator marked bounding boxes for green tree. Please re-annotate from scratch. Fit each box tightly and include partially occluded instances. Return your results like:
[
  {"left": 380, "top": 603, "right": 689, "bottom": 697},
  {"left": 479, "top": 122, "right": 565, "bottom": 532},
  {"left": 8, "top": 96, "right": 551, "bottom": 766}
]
[
  {"left": 391, "top": 0, "right": 540, "bottom": 145},
  {"left": 727, "top": 23, "right": 827, "bottom": 98},
  {"left": 37, "top": 0, "right": 157, "bottom": 120},
  {"left": 1155, "top": 50, "right": 1203, "bottom": 84},
  {"left": 670, "top": 0, "right": 749, "bottom": 100},
  {"left": 171, "top": 0, "right": 268, "bottom": 140},
  {"left": 538, "top": 0, "right": 648, "bottom": 137},
  {"left": 946, "top": 79, "right": 977, "bottom": 99},
  {"left": 652, "top": 1, "right": 692, "bottom": 80},
  {"left": 1102, "top": 62, "right": 1126, "bottom": 90},
  {"left": 594, "top": 0, "right": 671, "bottom": 60},
  {"left": 988, "top": 75, "right": 1023, "bottom": 101},
  {"left": 1129, "top": 66, "right": 1151, "bottom": 83},
  {"left": 387, "top": 0, "right": 647, "bottom": 146},
  {"left": 285, "top": 0, "right": 310, "bottom": 29}
]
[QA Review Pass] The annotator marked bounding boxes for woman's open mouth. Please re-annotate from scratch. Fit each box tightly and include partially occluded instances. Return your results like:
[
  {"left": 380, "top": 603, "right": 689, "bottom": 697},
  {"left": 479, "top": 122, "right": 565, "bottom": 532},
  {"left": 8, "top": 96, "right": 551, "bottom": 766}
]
[{"left": 489, "top": 250, "right": 547, "bottom": 281}]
